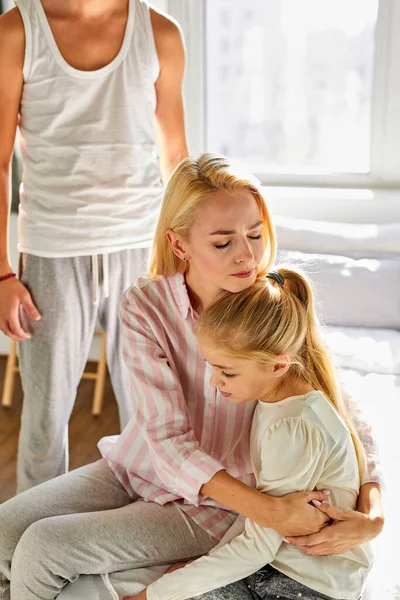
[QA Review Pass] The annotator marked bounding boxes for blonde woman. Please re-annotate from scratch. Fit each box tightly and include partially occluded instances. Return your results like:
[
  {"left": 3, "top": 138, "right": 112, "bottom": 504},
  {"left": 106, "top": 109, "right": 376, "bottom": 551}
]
[
  {"left": 0, "top": 155, "right": 382, "bottom": 600},
  {"left": 137, "top": 267, "right": 376, "bottom": 600}
]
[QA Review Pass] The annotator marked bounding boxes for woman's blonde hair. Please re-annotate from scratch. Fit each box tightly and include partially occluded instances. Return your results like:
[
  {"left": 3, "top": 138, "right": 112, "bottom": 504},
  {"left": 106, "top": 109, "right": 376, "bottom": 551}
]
[
  {"left": 197, "top": 266, "right": 366, "bottom": 478},
  {"left": 149, "top": 153, "right": 277, "bottom": 278}
]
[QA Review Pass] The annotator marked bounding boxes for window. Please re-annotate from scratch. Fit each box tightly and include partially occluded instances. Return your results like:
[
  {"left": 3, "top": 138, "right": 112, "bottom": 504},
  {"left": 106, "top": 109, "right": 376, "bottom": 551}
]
[
  {"left": 205, "top": 0, "right": 377, "bottom": 175},
  {"left": 168, "top": 0, "right": 400, "bottom": 189}
]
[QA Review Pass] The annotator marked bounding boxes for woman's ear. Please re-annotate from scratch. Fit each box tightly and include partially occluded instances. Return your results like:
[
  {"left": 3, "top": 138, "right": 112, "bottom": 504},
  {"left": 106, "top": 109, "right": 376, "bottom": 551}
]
[
  {"left": 272, "top": 354, "right": 291, "bottom": 378},
  {"left": 166, "top": 230, "right": 190, "bottom": 260}
]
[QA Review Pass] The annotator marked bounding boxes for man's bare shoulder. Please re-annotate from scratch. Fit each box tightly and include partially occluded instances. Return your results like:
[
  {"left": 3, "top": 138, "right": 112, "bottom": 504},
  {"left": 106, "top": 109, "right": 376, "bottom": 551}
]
[
  {"left": 149, "top": 5, "right": 183, "bottom": 44},
  {"left": 149, "top": 6, "right": 184, "bottom": 71},
  {"left": 0, "top": 8, "right": 25, "bottom": 69}
]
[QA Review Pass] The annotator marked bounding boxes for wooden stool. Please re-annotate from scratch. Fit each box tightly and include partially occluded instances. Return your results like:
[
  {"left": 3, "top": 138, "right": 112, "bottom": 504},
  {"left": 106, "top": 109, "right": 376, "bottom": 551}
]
[{"left": 1, "top": 331, "right": 107, "bottom": 416}]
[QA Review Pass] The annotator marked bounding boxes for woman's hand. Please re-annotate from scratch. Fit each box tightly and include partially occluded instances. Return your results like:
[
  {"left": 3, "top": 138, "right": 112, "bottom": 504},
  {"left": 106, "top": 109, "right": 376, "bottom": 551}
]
[
  {"left": 202, "top": 470, "right": 331, "bottom": 537},
  {"left": 267, "top": 490, "right": 331, "bottom": 537},
  {"left": 284, "top": 501, "right": 384, "bottom": 556}
]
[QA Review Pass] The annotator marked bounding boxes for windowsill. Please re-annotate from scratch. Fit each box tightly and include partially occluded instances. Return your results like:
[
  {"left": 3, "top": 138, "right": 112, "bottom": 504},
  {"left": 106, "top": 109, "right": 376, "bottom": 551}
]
[{"left": 262, "top": 186, "right": 400, "bottom": 224}]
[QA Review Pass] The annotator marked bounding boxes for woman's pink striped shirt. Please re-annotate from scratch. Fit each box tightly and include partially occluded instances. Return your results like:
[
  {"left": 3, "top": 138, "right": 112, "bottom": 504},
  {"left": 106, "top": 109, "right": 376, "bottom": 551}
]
[{"left": 98, "top": 274, "right": 381, "bottom": 541}]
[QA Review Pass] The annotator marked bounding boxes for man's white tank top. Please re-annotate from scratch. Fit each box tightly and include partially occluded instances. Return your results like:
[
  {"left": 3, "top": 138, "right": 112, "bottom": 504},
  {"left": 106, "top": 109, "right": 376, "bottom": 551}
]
[{"left": 15, "top": 0, "right": 163, "bottom": 257}]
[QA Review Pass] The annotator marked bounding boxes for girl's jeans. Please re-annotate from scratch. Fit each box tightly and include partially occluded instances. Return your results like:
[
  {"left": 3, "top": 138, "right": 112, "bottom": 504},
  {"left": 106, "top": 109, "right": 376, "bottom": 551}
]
[{"left": 186, "top": 564, "right": 357, "bottom": 600}]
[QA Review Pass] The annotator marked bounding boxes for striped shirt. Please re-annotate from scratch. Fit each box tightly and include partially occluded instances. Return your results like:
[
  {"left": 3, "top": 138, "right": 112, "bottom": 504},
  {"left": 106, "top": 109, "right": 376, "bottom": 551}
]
[{"left": 98, "top": 273, "right": 381, "bottom": 541}]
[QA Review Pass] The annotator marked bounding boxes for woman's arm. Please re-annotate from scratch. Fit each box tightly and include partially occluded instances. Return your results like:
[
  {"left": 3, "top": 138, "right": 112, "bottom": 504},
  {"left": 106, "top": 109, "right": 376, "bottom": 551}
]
[
  {"left": 357, "top": 482, "right": 384, "bottom": 520},
  {"left": 201, "top": 470, "right": 329, "bottom": 536},
  {"left": 285, "top": 483, "right": 384, "bottom": 555},
  {"left": 344, "top": 394, "right": 383, "bottom": 485},
  {"left": 119, "top": 291, "right": 225, "bottom": 504}
]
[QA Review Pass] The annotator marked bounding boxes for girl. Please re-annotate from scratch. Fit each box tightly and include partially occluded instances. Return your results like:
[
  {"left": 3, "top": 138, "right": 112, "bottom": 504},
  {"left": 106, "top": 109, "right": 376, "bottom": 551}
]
[
  {"left": 0, "top": 155, "right": 381, "bottom": 600},
  {"left": 140, "top": 267, "right": 375, "bottom": 600}
]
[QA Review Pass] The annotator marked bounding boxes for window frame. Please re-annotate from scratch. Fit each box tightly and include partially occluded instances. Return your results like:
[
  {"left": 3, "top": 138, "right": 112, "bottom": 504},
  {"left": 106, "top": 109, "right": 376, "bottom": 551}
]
[{"left": 167, "top": 0, "right": 400, "bottom": 190}]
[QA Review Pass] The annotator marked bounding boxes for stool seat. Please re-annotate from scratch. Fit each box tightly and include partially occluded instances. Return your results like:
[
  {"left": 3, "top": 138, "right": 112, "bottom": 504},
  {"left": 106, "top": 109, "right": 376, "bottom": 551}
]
[{"left": 1, "top": 332, "right": 107, "bottom": 415}]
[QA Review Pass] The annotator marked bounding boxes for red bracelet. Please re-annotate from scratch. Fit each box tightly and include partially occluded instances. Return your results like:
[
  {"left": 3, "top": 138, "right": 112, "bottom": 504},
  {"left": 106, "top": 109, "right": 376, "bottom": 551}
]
[{"left": 0, "top": 273, "right": 16, "bottom": 283}]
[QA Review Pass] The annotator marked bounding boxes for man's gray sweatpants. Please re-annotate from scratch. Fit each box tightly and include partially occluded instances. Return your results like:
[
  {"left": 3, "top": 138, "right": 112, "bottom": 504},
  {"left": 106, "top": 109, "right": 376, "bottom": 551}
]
[
  {"left": 0, "top": 459, "right": 217, "bottom": 600},
  {"left": 17, "top": 248, "right": 148, "bottom": 493}
]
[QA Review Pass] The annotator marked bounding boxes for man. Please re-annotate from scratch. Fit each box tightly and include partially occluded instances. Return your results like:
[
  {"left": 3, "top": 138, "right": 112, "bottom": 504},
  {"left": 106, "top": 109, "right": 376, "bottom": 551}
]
[{"left": 0, "top": 0, "right": 188, "bottom": 492}]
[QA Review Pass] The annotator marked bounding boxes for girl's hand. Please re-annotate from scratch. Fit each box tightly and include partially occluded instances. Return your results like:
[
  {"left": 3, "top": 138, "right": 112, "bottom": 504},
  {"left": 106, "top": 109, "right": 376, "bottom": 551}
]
[
  {"left": 122, "top": 563, "right": 193, "bottom": 600},
  {"left": 283, "top": 502, "right": 384, "bottom": 555},
  {"left": 166, "top": 560, "right": 194, "bottom": 573},
  {"left": 123, "top": 590, "right": 147, "bottom": 600}
]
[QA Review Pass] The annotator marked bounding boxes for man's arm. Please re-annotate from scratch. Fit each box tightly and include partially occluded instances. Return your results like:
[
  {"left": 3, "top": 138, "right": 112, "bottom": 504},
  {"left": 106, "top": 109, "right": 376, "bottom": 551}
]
[
  {"left": 0, "top": 8, "right": 41, "bottom": 340},
  {"left": 0, "top": 8, "right": 23, "bottom": 276},
  {"left": 150, "top": 8, "right": 189, "bottom": 183}
]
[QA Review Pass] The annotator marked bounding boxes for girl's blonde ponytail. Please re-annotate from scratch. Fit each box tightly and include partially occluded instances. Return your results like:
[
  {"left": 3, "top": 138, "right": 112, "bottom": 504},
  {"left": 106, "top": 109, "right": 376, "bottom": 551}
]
[{"left": 281, "top": 269, "right": 367, "bottom": 479}]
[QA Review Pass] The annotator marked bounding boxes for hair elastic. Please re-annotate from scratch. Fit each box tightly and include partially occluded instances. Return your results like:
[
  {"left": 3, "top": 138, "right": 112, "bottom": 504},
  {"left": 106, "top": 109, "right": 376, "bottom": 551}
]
[{"left": 266, "top": 271, "right": 285, "bottom": 286}]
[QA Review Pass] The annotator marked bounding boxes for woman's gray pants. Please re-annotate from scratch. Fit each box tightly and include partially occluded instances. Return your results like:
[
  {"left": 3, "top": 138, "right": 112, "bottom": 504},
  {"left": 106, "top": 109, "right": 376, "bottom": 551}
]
[{"left": 0, "top": 459, "right": 216, "bottom": 600}]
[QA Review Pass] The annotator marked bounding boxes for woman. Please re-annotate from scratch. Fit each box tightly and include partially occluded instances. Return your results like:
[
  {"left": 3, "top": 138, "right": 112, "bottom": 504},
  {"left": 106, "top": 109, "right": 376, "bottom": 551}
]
[
  {"left": 0, "top": 155, "right": 382, "bottom": 600},
  {"left": 134, "top": 267, "right": 375, "bottom": 600}
]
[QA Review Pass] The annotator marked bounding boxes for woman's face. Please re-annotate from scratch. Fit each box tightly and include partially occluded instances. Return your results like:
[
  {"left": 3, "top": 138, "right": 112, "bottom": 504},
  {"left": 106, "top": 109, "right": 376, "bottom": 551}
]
[{"left": 182, "top": 189, "right": 267, "bottom": 298}]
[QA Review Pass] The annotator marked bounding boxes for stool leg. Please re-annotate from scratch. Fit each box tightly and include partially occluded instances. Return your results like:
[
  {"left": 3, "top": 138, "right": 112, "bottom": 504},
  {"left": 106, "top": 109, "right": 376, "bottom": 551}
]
[
  {"left": 92, "top": 333, "right": 107, "bottom": 416},
  {"left": 2, "top": 339, "right": 18, "bottom": 408}
]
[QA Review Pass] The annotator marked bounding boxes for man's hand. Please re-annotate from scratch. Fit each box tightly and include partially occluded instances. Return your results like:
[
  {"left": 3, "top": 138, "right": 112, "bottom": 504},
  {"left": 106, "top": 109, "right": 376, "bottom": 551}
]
[
  {"left": 284, "top": 501, "right": 384, "bottom": 555},
  {"left": 0, "top": 277, "right": 41, "bottom": 340},
  {"left": 270, "top": 490, "right": 331, "bottom": 537}
]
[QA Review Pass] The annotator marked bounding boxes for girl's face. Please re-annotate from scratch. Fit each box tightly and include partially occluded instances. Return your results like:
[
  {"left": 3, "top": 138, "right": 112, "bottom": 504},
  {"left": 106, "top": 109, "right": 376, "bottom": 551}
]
[
  {"left": 201, "top": 344, "right": 286, "bottom": 404},
  {"left": 170, "top": 189, "right": 267, "bottom": 302}
]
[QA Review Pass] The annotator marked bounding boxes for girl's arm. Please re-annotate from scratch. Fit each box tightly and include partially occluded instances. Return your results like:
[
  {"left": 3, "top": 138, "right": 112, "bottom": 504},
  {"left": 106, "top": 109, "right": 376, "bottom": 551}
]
[{"left": 145, "top": 418, "right": 326, "bottom": 600}]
